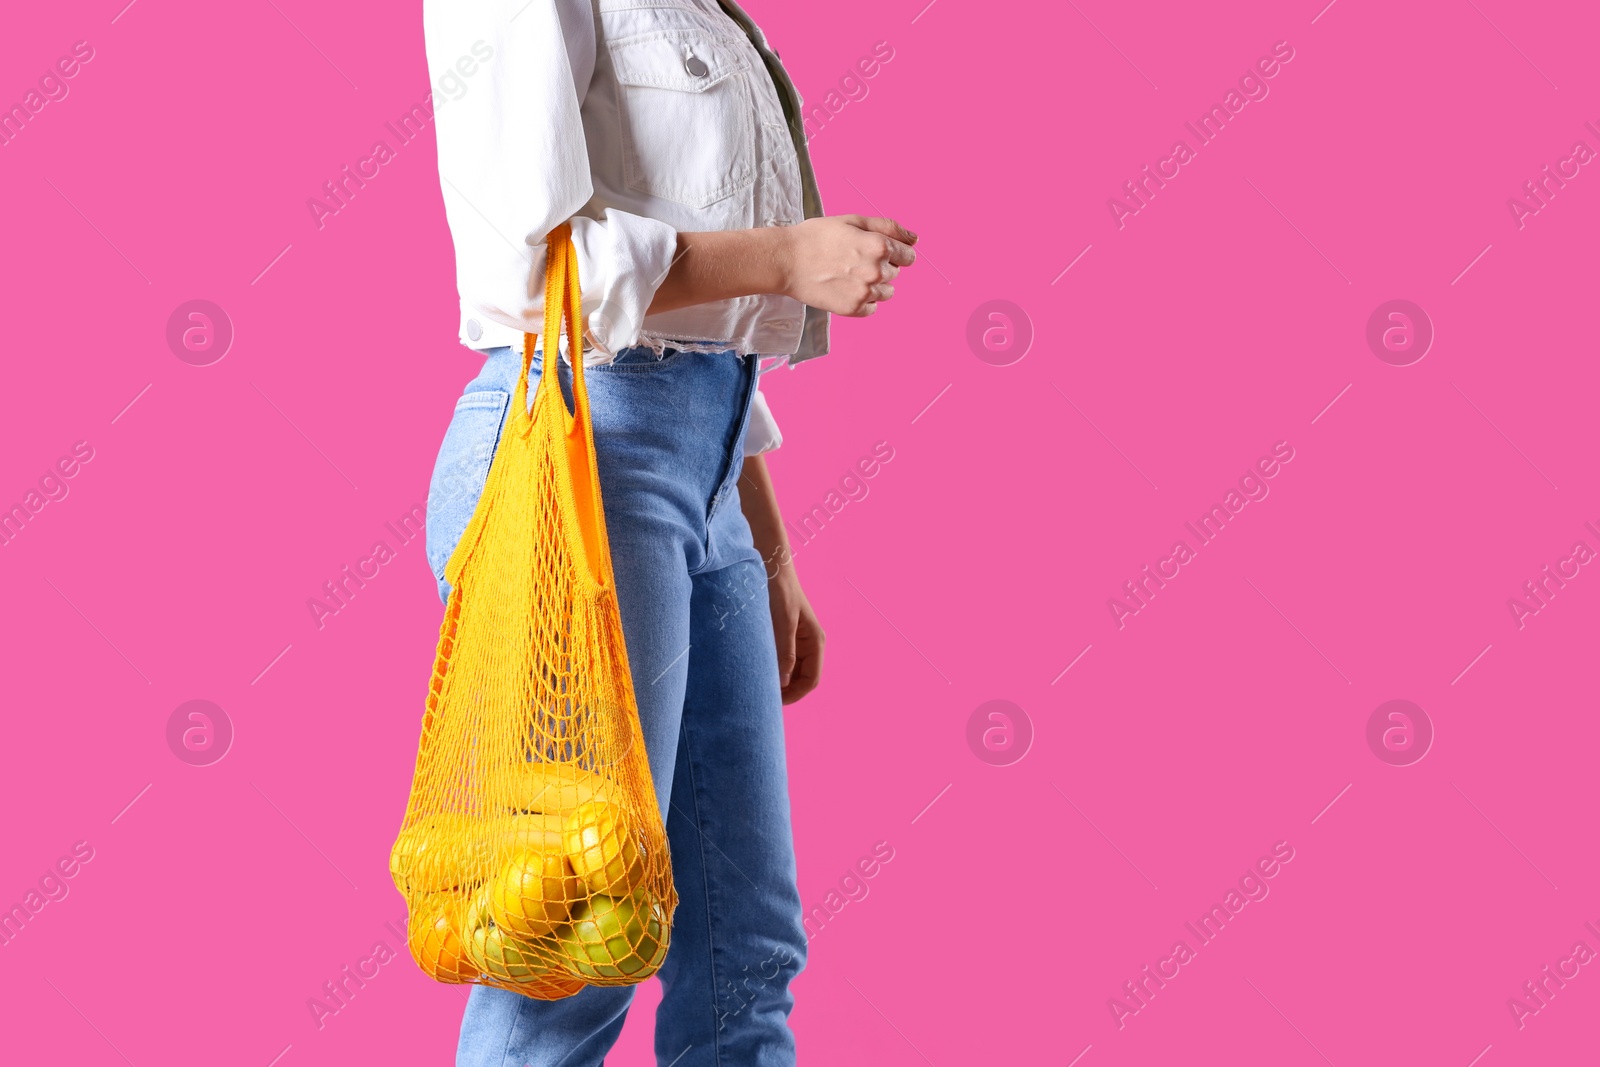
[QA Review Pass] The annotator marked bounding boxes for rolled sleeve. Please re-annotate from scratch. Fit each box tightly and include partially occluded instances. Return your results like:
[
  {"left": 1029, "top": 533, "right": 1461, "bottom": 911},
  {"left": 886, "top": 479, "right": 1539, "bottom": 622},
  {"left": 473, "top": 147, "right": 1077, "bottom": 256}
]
[
  {"left": 425, "top": 0, "right": 674, "bottom": 354},
  {"left": 569, "top": 210, "right": 677, "bottom": 358},
  {"left": 744, "top": 386, "right": 783, "bottom": 456}
]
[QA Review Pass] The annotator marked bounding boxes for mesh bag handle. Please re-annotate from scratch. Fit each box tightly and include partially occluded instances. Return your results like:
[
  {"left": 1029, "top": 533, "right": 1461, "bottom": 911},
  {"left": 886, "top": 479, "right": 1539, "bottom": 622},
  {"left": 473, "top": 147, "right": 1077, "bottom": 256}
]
[{"left": 511, "top": 222, "right": 610, "bottom": 590}]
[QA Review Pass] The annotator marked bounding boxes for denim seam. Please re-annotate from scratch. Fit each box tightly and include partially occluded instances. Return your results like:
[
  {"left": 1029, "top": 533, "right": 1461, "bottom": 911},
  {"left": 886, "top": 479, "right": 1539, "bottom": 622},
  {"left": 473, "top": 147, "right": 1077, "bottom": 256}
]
[
  {"left": 496, "top": 989, "right": 524, "bottom": 1067},
  {"left": 701, "top": 356, "right": 759, "bottom": 538},
  {"left": 591, "top": 347, "right": 741, "bottom": 373},
  {"left": 678, "top": 721, "right": 727, "bottom": 1067},
  {"left": 456, "top": 386, "right": 510, "bottom": 406},
  {"left": 558, "top": 996, "right": 632, "bottom": 1067},
  {"left": 430, "top": 390, "right": 513, "bottom": 587},
  {"left": 589, "top": 359, "right": 683, "bottom": 374}
]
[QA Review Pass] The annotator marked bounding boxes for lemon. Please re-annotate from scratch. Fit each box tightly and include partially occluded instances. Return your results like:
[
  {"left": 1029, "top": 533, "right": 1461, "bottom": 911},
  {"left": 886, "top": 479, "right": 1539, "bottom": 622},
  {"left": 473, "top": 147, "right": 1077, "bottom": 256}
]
[
  {"left": 496, "top": 813, "right": 564, "bottom": 863},
  {"left": 394, "top": 812, "right": 571, "bottom": 895},
  {"left": 391, "top": 813, "right": 495, "bottom": 894},
  {"left": 461, "top": 884, "right": 555, "bottom": 984},
  {"left": 489, "top": 848, "right": 584, "bottom": 939},
  {"left": 510, "top": 763, "right": 613, "bottom": 815},
  {"left": 562, "top": 800, "right": 645, "bottom": 895},
  {"left": 405, "top": 892, "right": 477, "bottom": 984},
  {"left": 520, "top": 970, "right": 586, "bottom": 1001}
]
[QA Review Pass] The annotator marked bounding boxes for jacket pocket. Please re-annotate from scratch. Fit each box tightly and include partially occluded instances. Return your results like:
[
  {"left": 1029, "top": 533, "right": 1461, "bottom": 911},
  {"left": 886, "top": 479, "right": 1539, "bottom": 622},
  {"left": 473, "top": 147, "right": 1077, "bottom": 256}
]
[
  {"left": 609, "top": 29, "right": 755, "bottom": 209},
  {"left": 425, "top": 389, "right": 511, "bottom": 582}
]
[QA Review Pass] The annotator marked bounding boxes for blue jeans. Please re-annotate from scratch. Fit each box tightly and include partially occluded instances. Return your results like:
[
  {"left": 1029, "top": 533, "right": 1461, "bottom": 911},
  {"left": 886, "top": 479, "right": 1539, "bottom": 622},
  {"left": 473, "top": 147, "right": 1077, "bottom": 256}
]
[{"left": 424, "top": 345, "right": 806, "bottom": 1067}]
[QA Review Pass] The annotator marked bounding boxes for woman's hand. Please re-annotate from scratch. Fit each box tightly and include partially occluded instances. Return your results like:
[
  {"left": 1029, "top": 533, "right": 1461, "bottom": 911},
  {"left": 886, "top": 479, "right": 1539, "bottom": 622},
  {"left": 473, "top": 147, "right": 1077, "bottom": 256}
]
[
  {"left": 776, "top": 215, "right": 918, "bottom": 317},
  {"left": 738, "top": 454, "right": 825, "bottom": 704},
  {"left": 767, "top": 559, "right": 824, "bottom": 704},
  {"left": 647, "top": 214, "right": 918, "bottom": 319}
]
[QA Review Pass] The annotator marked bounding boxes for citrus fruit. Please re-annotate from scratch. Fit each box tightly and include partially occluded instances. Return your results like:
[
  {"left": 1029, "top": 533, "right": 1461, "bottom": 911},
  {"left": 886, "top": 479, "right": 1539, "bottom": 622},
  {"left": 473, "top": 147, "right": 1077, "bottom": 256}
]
[
  {"left": 521, "top": 971, "right": 586, "bottom": 1001},
  {"left": 391, "top": 813, "right": 495, "bottom": 893},
  {"left": 462, "top": 884, "right": 555, "bottom": 984},
  {"left": 394, "top": 812, "right": 571, "bottom": 894},
  {"left": 510, "top": 762, "right": 613, "bottom": 815},
  {"left": 495, "top": 813, "right": 565, "bottom": 862},
  {"left": 555, "top": 892, "right": 669, "bottom": 984},
  {"left": 489, "top": 848, "right": 584, "bottom": 939},
  {"left": 406, "top": 892, "right": 477, "bottom": 984},
  {"left": 562, "top": 800, "right": 645, "bottom": 894}
]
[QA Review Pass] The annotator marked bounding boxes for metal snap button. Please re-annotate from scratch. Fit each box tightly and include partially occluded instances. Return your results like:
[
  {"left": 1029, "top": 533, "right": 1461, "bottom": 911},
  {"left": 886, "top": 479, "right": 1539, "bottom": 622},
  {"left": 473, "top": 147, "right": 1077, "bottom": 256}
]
[{"left": 684, "top": 49, "right": 708, "bottom": 77}]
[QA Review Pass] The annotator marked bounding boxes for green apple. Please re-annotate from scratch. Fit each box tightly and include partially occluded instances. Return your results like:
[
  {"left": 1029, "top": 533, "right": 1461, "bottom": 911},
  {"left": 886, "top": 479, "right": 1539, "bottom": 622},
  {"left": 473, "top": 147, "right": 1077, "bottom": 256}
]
[
  {"left": 555, "top": 893, "right": 669, "bottom": 982},
  {"left": 462, "top": 884, "right": 556, "bottom": 984}
]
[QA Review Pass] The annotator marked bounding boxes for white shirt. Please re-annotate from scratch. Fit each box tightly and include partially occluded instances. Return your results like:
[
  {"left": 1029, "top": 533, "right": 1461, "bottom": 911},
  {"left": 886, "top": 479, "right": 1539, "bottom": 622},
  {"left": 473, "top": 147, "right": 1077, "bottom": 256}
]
[{"left": 422, "top": 0, "right": 830, "bottom": 455}]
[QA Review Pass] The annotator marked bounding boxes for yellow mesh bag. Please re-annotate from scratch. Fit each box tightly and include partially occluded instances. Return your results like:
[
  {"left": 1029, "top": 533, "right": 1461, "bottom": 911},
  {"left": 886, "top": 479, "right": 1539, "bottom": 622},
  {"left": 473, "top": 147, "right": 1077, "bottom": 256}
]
[{"left": 392, "top": 224, "right": 674, "bottom": 999}]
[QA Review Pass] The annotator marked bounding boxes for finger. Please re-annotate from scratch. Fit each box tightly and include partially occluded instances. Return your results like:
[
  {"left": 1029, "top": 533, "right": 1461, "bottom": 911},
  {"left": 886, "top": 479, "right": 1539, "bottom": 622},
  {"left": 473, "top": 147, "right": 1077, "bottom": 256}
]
[
  {"left": 859, "top": 216, "right": 917, "bottom": 245},
  {"left": 885, "top": 239, "right": 917, "bottom": 267},
  {"left": 801, "top": 615, "right": 827, "bottom": 686},
  {"left": 796, "top": 641, "right": 823, "bottom": 694},
  {"left": 781, "top": 658, "right": 820, "bottom": 704},
  {"left": 782, "top": 619, "right": 825, "bottom": 703},
  {"left": 869, "top": 283, "right": 896, "bottom": 303},
  {"left": 773, "top": 611, "right": 798, "bottom": 689}
]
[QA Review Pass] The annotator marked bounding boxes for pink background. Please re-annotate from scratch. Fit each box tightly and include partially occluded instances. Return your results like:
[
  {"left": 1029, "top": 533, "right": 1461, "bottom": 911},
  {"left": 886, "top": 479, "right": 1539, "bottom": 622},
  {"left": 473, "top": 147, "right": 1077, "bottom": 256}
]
[{"left": 2, "top": 1, "right": 1597, "bottom": 1064}]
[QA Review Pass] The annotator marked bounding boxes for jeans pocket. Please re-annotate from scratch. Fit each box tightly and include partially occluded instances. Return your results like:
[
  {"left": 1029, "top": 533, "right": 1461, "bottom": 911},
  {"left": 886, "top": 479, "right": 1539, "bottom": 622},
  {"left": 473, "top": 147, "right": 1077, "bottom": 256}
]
[{"left": 425, "top": 389, "right": 511, "bottom": 586}]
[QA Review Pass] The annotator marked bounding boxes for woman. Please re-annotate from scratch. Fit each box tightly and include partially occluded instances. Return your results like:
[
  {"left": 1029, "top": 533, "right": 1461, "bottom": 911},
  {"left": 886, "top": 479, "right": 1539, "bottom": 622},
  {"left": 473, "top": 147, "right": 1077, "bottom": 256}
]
[{"left": 420, "top": 1, "right": 917, "bottom": 1065}]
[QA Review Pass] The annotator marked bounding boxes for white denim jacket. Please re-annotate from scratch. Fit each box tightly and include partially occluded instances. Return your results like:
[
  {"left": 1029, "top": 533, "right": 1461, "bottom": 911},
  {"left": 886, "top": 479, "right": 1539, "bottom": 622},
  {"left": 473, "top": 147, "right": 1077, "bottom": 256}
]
[{"left": 423, "top": 0, "right": 829, "bottom": 454}]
